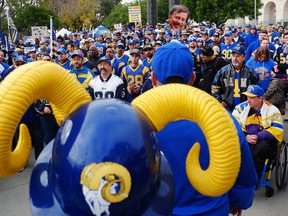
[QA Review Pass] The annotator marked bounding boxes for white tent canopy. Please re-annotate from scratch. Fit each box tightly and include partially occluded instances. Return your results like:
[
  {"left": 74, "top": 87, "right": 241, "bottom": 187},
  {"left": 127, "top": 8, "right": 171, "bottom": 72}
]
[{"left": 56, "top": 28, "right": 72, "bottom": 38}]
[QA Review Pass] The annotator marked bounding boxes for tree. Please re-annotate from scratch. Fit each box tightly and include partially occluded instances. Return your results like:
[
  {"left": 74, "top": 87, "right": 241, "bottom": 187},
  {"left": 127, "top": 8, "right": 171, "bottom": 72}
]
[
  {"left": 98, "top": 0, "right": 122, "bottom": 18},
  {"left": 58, "top": 0, "right": 99, "bottom": 31},
  {"left": 13, "top": 5, "right": 60, "bottom": 36},
  {"left": 157, "top": 0, "right": 169, "bottom": 23},
  {"left": 181, "top": 0, "right": 263, "bottom": 25},
  {"left": 104, "top": 0, "right": 147, "bottom": 29},
  {"left": 0, "top": 0, "right": 42, "bottom": 33}
]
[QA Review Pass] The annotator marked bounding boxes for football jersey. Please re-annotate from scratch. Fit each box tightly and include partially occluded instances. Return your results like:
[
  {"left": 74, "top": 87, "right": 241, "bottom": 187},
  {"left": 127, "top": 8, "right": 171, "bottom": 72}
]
[{"left": 89, "top": 74, "right": 124, "bottom": 99}]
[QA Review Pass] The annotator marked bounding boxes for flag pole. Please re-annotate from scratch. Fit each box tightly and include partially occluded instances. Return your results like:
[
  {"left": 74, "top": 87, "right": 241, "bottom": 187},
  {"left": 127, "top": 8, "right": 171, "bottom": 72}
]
[{"left": 50, "top": 17, "right": 53, "bottom": 58}]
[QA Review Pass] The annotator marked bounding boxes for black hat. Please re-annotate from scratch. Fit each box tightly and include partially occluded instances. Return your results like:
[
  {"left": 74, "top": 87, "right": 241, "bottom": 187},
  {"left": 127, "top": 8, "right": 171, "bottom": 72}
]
[{"left": 200, "top": 45, "right": 214, "bottom": 57}]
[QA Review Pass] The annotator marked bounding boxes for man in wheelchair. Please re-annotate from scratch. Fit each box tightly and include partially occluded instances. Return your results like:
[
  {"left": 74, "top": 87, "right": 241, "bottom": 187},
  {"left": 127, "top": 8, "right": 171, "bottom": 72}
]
[{"left": 232, "top": 85, "right": 284, "bottom": 178}]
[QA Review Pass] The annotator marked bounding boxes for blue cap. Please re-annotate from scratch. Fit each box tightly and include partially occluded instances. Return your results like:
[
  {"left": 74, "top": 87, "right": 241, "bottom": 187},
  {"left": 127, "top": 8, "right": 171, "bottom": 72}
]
[
  {"left": 98, "top": 56, "right": 111, "bottom": 65},
  {"left": 71, "top": 51, "right": 84, "bottom": 59},
  {"left": 128, "top": 39, "right": 135, "bottom": 45},
  {"left": 133, "top": 38, "right": 140, "bottom": 43},
  {"left": 82, "top": 30, "right": 88, "bottom": 35},
  {"left": 56, "top": 48, "right": 66, "bottom": 54},
  {"left": 232, "top": 45, "right": 246, "bottom": 55},
  {"left": 189, "top": 35, "right": 197, "bottom": 43},
  {"left": 232, "top": 28, "right": 238, "bottom": 33},
  {"left": 116, "top": 42, "right": 125, "bottom": 48},
  {"left": 242, "top": 85, "right": 264, "bottom": 97},
  {"left": 245, "top": 24, "right": 251, "bottom": 28},
  {"left": 224, "top": 31, "right": 232, "bottom": 36},
  {"left": 29, "top": 48, "right": 36, "bottom": 53},
  {"left": 13, "top": 55, "right": 27, "bottom": 62},
  {"left": 237, "top": 25, "right": 242, "bottom": 28},
  {"left": 250, "top": 25, "right": 257, "bottom": 29},
  {"left": 196, "top": 38, "right": 203, "bottom": 43},
  {"left": 152, "top": 42, "right": 193, "bottom": 84}
]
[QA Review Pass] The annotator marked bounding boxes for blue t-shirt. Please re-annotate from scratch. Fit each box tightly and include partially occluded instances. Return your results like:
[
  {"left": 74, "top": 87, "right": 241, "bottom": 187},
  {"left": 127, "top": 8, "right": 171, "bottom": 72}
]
[
  {"left": 246, "top": 57, "right": 275, "bottom": 91},
  {"left": 157, "top": 115, "right": 257, "bottom": 215}
]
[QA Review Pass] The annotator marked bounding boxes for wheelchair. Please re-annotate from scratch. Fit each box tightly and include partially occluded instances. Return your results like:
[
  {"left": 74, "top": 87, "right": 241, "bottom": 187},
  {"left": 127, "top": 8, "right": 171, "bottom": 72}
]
[{"left": 256, "top": 141, "right": 288, "bottom": 197}]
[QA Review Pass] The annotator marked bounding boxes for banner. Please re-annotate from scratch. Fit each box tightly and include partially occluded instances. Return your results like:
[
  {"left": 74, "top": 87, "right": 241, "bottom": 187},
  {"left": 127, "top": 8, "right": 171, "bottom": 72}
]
[
  {"left": 31, "top": 26, "right": 49, "bottom": 37},
  {"left": 128, "top": 6, "right": 141, "bottom": 23}
]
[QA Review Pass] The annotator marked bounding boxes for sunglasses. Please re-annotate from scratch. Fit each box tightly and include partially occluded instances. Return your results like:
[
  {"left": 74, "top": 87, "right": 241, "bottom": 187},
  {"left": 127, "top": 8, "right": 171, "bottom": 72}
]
[{"left": 15, "top": 62, "right": 25, "bottom": 66}]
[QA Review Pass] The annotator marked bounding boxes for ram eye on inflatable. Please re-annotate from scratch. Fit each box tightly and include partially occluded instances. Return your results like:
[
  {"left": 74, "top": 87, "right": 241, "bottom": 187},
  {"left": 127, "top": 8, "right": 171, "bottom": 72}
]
[{"left": 0, "top": 61, "right": 240, "bottom": 215}]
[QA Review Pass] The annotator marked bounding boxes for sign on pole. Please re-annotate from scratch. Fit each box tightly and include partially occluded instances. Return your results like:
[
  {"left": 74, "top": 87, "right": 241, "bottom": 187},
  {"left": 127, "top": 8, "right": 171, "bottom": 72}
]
[
  {"left": 128, "top": 6, "right": 141, "bottom": 23},
  {"left": 31, "top": 26, "right": 49, "bottom": 37},
  {"left": 114, "top": 23, "right": 122, "bottom": 32}
]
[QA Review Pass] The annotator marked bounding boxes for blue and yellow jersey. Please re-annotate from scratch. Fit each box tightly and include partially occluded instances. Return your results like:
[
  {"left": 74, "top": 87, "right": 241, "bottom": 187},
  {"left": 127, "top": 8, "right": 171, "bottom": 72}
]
[
  {"left": 69, "top": 66, "right": 95, "bottom": 90},
  {"left": 56, "top": 59, "right": 71, "bottom": 70},
  {"left": 115, "top": 54, "right": 130, "bottom": 66},
  {"left": 121, "top": 64, "right": 149, "bottom": 102},
  {"left": 143, "top": 57, "right": 153, "bottom": 72},
  {"left": 95, "top": 42, "right": 107, "bottom": 58},
  {"left": 220, "top": 43, "right": 238, "bottom": 62},
  {"left": 111, "top": 58, "right": 125, "bottom": 77},
  {"left": 274, "top": 46, "right": 288, "bottom": 64},
  {"left": 268, "top": 32, "right": 280, "bottom": 44}
]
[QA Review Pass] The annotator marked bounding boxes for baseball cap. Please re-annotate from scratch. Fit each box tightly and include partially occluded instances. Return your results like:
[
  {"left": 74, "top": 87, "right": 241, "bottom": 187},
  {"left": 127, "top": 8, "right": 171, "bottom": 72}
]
[
  {"left": 224, "top": 31, "right": 232, "bottom": 36},
  {"left": 82, "top": 30, "right": 88, "bottom": 35},
  {"left": 189, "top": 37, "right": 197, "bottom": 42},
  {"left": 97, "top": 56, "right": 111, "bottom": 65},
  {"left": 133, "top": 38, "right": 140, "bottom": 43},
  {"left": 250, "top": 25, "right": 257, "bottom": 29},
  {"left": 128, "top": 39, "right": 135, "bottom": 45},
  {"left": 213, "top": 32, "right": 220, "bottom": 37},
  {"left": 245, "top": 24, "right": 251, "bottom": 28},
  {"left": 242, "top": 85, "right": 264, "bottom": 97},
  {"left": 71, "top": 51, "right": 84, "bottom": 59},
  {"left": 143, "top": 44, "right": 153, "bottom": 51},
  {"left": 232, "top": 45, "right": 246, "bottom": 55},
  {"left": 232, "top": 28, "right": 238, "bottom": 33},
  {"left": 13, "top": 55, "right": 27, "bottom": 62},
  {"left": 130, "top": 49, "right": 140, "bottom": 56},
  {"left": 56, "top": 48, "right": 66, "bottom": 55},
  {"left": 152, "top": 42, "right": 193, "bottom": 84},
  {"left": 237, "top": 25, "right": 243, "bottom": 29},
  {"left": 154, "top": 40, "right": 163, "bottom": 46},
  {"left": 200, "top": 45, "right": 214, "bottom": 57},
  {"left": 197, "top": 38, "right": 203, "bottom": 43},
  {"left": 116, "top": 42, "right": 125, "bottom": 48}
]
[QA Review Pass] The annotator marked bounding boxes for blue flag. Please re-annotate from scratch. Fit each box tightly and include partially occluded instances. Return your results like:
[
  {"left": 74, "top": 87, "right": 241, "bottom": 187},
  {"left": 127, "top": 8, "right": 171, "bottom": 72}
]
[{"left": 7, "top": 10, "right": 18, "bottom": 51}]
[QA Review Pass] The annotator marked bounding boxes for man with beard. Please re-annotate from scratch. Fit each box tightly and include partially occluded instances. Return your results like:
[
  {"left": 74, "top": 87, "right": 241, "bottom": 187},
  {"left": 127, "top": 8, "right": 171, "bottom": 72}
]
[
  {"left": 199, "top": 45, "right": 229, "bottom": 94},
  {"left": 69, "top": 51, "right": 95, "bottom": 91},
  {"left": 105, "top": 47, "right": 125, "bottom": 77},
  {"left": 212, "top": 45, "right": 259, "bottom": 112},
  {"left": 188, "top": 38, "right": 202, "bottom": 88},
  {"left": 142, "top": 44, "right": 154, "bottom": 72},
  {"left": 56, "top": 48, "right": 71, "bottom": 70},
  {"left": 168, "top": 5, "right": 189, "bottom": 31},
  {"left": 88, "top": 56, "right": 124, "bottom": 100},
  {"left": 115, "top": 42, "right": 130, "bottom": 65}
]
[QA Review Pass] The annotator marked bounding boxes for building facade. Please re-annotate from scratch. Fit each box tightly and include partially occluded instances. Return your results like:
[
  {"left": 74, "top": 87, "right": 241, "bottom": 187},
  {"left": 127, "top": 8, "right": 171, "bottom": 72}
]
[{"left": 226, "top": 0, "right": 288, "bottom": 27}]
